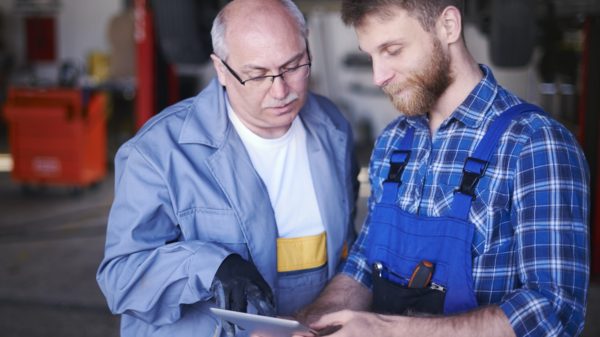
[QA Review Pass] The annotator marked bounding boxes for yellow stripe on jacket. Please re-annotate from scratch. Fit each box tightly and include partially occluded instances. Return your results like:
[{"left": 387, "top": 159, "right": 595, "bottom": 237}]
[{"left": 277, "top": 232, "right": 327, "bottom": 272}]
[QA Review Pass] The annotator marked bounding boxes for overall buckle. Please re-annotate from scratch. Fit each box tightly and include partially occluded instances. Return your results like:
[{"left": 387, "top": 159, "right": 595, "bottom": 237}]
[
  {"left": 385, "top": 150, "right": 411, "bottom": 183},
  {"left": 456, "top": 157, "right": 488, "bottom": 197}
]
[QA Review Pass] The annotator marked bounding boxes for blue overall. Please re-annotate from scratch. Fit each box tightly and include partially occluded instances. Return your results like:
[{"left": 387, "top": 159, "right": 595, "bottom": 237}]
[{"left": 366, "top": 103, "right": 540, "bottom": 315}]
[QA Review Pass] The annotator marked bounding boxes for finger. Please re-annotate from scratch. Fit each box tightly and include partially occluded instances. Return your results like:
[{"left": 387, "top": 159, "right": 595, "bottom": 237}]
[
  {"left": 247, "top": 283, "right": 276, "bottom": 316},
  {"left": 210, "top": 279, "right": 227, "bottom": 309},
  {"left": 291, "top": 332, "right": 318, "bottom": 337},
  {"left": 254, "top": 277, "right": 275, "bottom": 305},
  {"left": 310, "top": 310, "right": 350, "bottom": 330},
  {"left": 314, "top": 324, "right": 343, "bottom": 336},
  {"left": 230, "top": 280, "right": 247, "bottom": 312},
  {"left": 222, "top": 320, "right": 236, "bottom": 337}
]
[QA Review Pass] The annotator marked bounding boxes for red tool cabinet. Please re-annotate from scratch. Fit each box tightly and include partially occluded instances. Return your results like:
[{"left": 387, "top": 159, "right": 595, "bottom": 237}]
[{"left": 3, "top": 87, "right": 107, "bottom": 189}]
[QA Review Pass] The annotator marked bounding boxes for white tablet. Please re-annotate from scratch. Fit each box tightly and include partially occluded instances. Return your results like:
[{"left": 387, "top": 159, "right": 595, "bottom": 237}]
[{"left": 209, "top": 307, "right": 316, "bottom": 337}]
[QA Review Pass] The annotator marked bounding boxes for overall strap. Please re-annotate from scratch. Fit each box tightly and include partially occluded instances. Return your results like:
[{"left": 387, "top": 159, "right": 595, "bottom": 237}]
[
  {"left": 450, "top": 103, "right": 542, "bottom": 219},
  {"left": 380, "top": 127, "right": 416, "bottom": 203}
]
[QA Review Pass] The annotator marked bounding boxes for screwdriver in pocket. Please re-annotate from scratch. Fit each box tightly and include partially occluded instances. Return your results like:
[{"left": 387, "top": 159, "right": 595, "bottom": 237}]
[{"left": 408, "top": 260, "right": 434, "bottom": 288}]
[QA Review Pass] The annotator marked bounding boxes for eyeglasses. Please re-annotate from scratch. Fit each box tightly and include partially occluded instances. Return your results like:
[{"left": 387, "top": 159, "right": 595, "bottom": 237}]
[{"left": 219, "top": 46, "right": 312, "bottom": 89}]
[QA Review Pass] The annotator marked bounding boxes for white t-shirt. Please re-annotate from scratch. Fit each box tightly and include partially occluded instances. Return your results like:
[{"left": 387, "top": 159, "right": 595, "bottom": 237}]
[{"left": 227, "top": 100, "right": 325, "bottom": 238}]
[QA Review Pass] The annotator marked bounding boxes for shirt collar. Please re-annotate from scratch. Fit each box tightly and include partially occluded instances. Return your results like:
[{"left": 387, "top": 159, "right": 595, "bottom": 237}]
[{"left": 450, "top": 64, "right": 499, "bottom": 128}]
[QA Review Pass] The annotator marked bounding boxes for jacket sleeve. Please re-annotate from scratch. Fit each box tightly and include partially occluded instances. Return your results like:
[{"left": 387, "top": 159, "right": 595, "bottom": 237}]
[
  {"left": 499, "top": 123, "right": 589, "bottom": 337},
  {"left": 96, "top": 143, "right": 232, "bottom": 326},
  {"left": 345, "top": 114, "right": 360, "bottom": 255}
]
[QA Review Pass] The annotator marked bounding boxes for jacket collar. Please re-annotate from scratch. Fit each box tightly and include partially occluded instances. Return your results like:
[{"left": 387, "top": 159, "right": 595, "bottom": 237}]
[
  {"left": 178, "top": 78, "right": 348, "bottom": 281},
  {"left": 178, "top": 78, "right": 341, "bottom": 147},
  {"left": 178, "top": 78, "right": 230, "bottom": 146}
]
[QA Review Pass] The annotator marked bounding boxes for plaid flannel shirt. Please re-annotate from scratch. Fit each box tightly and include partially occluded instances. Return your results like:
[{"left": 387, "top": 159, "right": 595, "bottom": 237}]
[{"left": 342, "top": 65, "right": 590, "bottom": 337}]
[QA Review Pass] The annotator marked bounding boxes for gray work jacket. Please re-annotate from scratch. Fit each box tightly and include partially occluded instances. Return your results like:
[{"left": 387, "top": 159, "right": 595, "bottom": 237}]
[{"left": 97, "top": 78, "right": 357, "bottom": 336}]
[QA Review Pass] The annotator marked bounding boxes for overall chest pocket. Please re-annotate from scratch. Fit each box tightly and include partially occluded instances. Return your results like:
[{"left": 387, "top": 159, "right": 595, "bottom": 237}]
[
  {"left": 372, "top": 254, "right": 448, "bottom": 315},
  {"left": 178, "top": 208, "right": 246, "bottom": 244}
]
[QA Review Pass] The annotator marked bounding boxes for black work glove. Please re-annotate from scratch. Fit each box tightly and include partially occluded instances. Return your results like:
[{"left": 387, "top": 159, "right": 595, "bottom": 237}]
[{"left": 211, "top": 254, "right": 276, "bottom": 335}]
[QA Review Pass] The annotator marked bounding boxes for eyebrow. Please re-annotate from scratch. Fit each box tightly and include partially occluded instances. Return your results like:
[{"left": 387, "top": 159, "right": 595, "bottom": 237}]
[
  {"left": 241, "top": 50, "right": 306, "bottom": 72},
  {"left": 359, "top": 39, "right": 405, "bottom": 53},
  {"left": 379, "top": 40, "right": 404, "bottom": 51}
]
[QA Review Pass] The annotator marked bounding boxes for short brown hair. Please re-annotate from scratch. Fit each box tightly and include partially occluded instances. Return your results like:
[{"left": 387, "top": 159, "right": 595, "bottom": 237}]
[{"left": 341, "top": 0, "right": 463, "bottom": 31}]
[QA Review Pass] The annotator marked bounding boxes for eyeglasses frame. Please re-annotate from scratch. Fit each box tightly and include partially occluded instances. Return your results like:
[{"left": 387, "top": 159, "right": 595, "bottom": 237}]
[{"left": 219, "top": 41, "right": 312, "bottom": 86}]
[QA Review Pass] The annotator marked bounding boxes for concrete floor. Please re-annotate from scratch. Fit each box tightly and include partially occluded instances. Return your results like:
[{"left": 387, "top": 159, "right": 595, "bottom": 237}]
[
  {"left": 0, "top": 171, "right": 119, "bottom": 337},
  {"left": 0, "top": 168, "right": 598, "bottom": 336}
]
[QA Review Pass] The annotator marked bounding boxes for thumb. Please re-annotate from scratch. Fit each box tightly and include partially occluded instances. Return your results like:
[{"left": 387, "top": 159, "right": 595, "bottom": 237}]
[
  {"left": 246, "top": 283, "right": 276, "bottom": 317},
  {"left": 310, "top": 310, "right": 348, "bottom": 330},
  {"left": 230, "top": 281, "right": 247, "bottom": 312}
]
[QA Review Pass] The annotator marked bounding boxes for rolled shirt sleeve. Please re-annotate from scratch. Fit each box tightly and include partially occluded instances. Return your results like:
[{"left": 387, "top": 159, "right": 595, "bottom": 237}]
[{"left": 500, "top": 123, "right": 589, "bottom": 337}]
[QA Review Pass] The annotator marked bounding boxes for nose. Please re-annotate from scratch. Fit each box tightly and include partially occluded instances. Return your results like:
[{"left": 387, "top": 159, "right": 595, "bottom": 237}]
[
  {"left": 372, "top": 58, "right": 394, "bottom": 87},
  {"left": 269, "top": 76, "right": 290, "bottom": 99}
]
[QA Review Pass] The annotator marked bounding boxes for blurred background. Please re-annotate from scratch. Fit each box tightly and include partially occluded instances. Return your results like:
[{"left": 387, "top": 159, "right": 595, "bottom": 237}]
[{"left": 0, "top": 0, "right": 599, "bottom": 336}]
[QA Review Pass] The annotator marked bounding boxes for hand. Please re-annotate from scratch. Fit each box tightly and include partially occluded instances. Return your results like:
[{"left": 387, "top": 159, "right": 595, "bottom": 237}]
[
  {"left": 212, "top": 254, "right": 275, "bottom": 314},
  {"left": 295, "top": 306, "right": 323, "bottom": 327},
  {"left": 252, "top": 332, "right": 315, "bottom": 337},
  {"left": 211, "top": 254, "right": 276, "bottom": 336},
  {"left": 295, "top": 300, "right": 339, "bottom": 328},
  {"left": 295, "top": 274, "right": 373, "bottom": 329},
  {"left": 304, "top": 310, "right": 388, "bottom": 337}
]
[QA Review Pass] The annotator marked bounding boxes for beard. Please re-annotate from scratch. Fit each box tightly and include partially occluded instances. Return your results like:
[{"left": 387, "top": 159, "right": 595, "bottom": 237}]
[{"left": 382, "top": 38, "right": 453, "bottom": 117}]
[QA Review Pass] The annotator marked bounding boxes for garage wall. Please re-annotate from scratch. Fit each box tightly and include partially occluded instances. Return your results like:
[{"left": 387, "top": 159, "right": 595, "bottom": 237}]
[
  {"left": 0, "top": 0, "right": 121, "bottom": 82},
  {"left": 57, "top": 0, "right": 121, "bottom": 64}
]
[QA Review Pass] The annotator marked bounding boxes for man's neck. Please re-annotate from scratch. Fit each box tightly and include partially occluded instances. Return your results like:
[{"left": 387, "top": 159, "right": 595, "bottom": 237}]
[{"left": 428, "top": 57, "right": 483, "bottom": 136}]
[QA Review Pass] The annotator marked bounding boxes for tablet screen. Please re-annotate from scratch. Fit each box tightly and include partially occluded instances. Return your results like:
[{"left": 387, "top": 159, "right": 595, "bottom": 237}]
[{"left": 209, "top": 307, "right": 316, "bottom": 337}]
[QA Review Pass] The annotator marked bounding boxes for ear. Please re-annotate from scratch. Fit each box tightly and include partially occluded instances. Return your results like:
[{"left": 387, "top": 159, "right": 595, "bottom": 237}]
[
  {"left": 436, "top": 6, "right": 462, "bottom": 45},
  {"left": 210, "top": 53, "right": 228, "bottom": 86}
]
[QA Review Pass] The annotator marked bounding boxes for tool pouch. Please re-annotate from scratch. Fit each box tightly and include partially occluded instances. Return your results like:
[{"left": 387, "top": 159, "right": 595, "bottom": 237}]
[{"left": 372, "top": 272, "right": 445, "bottom": 315}]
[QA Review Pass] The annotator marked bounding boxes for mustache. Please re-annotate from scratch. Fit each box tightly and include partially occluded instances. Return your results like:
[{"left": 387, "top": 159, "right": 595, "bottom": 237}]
[
  {"left": 383, "top": 77, "right": 415, "bottom": 92},
  {"left": 262, "top": 92, "right": 299, "bottom": 109},
  {"left": 382, "top": 81, "right": 403, "bottom": 96}
]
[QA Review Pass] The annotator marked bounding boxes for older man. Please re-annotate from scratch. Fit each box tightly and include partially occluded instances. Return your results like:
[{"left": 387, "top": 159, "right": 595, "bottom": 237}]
[
  {"left": 96, "top": 0, "right": 357, "bottom": 336},
  {"left": 298, "top": 1, "right": 589, "bottom": 337}
]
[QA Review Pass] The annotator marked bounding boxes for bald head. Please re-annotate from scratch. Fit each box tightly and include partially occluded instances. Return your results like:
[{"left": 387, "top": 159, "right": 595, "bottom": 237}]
[{"left": 211, "top": 0, "right": 308, "bottom": 60}]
